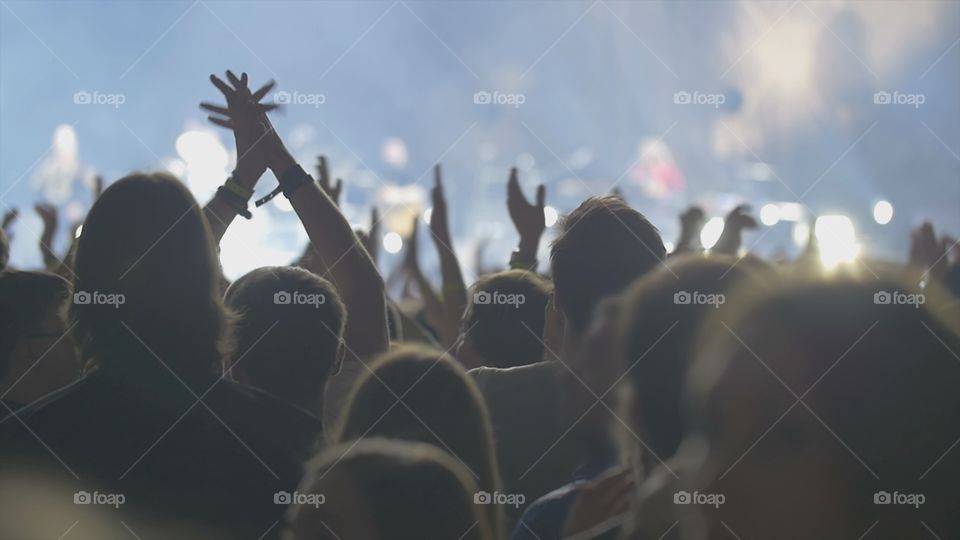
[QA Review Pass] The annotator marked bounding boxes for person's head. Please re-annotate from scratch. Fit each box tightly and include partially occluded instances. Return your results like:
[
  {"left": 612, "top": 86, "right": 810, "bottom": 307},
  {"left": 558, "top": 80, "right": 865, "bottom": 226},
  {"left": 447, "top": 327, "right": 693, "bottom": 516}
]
[
  {"left": 336, "top": 345, "right": 502, "bottom": 533},
  {"left": 0, "top": 271, "right": 77, "bottom": 404},
  {"left": 456, "top": 270, "right": 551, "bottom": 368},
  {"left": 681, "top": 275, "right": 960, "bottom": 539},
  {"left": 550, "top": 196, "right": 665, "bottom": 340},
  {"left": 610, "top": 255, "right": 765, "bottom": 470},
  {"left": 70, "top": 172, "right": 230, "bottom": 382},
  {"left": 224, "top": 266, "right": 345, "bottom": 414},
  {"left": 285, "top": 438, "right": 494, "bottom": 540}
]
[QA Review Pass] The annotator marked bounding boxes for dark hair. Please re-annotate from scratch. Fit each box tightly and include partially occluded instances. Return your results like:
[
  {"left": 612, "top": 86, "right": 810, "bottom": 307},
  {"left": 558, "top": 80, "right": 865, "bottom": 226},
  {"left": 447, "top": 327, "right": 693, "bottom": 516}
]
[
  {"left": 224, "top": 266, "right": 345, "bottom": 404},
  {"left": 0, "top": 271, "right": 71, "bottom": 375},
  {"left": 70, "top": 172, "right": 231, "bottom": 380},
  {"left": 617, "top": 255, "right": 764, "bottom": 461},
  {"left": 289, "top": 438, "right": 494, "bottom": 540},
  {"left": 550, "top": 196, "right": 665, "bottom": 334},
  {"left": 461, "top": 270, "right": 550, "bottom": 368},
  {"left": 336, "top": 345, "right": 503, "bottom": 534},
  {"left": 690, "top": 275, "right": 960, "bottom": 532}
]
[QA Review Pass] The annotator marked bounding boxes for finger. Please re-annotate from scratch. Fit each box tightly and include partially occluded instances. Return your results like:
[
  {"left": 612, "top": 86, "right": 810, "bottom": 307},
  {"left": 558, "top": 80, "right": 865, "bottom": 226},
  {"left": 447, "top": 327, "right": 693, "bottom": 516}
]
[
  {"left": 254, "top": 103, "right": 279, "bottom": 113},
  {"left": 200, "top": 102, "right": 231, "bottom": 116},
  {"left": 207, "top": 116, "right": 235, "bottom": 130},
  {"left": 226, "top": 70, "right": 242, "bottom": 89},
  {"left": 370, "top": 207, "right": 380, "bottom": 229},
  {"left": 535, "top": 184, "right": 546, "bottom": 208},
  {"left": 317, "top": 156, "right": 329, "bottom": 184},
  {"left": 241, "top": 72, "right": 248, "bottom": 86},
  {"left": 434, "top": 163, "right": 443, "bottom": 189},
  {"left": 334, "top": 178, "right": 343, "bottom": 196},
  {"left": 507, "top": 167, "right": 522, "bottom": 202},
  {"left": 251, "top": 80, "right": 276, "bottom": 103},
  {"left": 210, "top": 74, "right": 233, "bottom": 97}
]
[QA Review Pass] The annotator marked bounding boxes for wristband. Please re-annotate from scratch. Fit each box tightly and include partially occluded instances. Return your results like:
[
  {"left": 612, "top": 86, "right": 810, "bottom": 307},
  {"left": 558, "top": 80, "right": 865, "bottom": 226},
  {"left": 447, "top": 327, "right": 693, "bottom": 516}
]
[
  {"left": 217, "top": 176, "right": 253, "bottom": 219},
  {"left": 255, "top": 165, "right": 314, "bottom": 208}
]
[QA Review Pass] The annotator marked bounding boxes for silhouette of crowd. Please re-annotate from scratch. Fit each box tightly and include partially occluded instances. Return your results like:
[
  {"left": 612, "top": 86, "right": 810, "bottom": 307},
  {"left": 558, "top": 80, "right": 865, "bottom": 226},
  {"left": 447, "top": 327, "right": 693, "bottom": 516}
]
[{"left": 1, "top": 71, "right": 958, "bottom": 540}]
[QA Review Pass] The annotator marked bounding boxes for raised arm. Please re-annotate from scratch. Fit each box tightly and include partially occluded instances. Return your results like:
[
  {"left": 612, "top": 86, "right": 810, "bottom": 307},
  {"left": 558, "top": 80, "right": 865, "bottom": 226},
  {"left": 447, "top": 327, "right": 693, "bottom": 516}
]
[
  {"left": 506, "top": 167, "right": 546, "bottom": 271},
  {"left": 200, "top": 72, "right": 273, "bottom": 245},
  {"left": 426, "top": 165, "right": 467, "bottom": 349}
]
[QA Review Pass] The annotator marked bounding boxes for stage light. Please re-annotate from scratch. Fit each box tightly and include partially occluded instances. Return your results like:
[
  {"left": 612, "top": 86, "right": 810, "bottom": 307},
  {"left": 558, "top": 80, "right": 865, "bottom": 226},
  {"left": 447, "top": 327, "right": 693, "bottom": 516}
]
[
  {"left": 760, "top": 203, "right": 781, "bottom": 226},
  {"left": 792, "top": 222, "right": 809, "bottom": 247},
  {"left": 74, "top": 225, "right": 83, "bottom": 238},
  {"left": 815, "top": 215, "right": 858, "bottom": 269},
  {"left": 873, "top": 200, "right": 893, "bottom": 225},
  {"left": 778, "top": 203, "right": 804, "bottom": 222},
  {"left": 544, "top": 206, "right": 558, "bottom": 227},
  {"left": 663, "top": 241, "right": 675, "bottom": 253},
  {"left": 423, "top": 207, "right": 433, "bottom": 225},
  {"left": 383, "top": 232, "right": 403, "bottom": 254},
  {"left": 701, "top": 217, "right": 725, "bottom": 250},
  {"left": 381, "top": 138, "right": 408, "bottom": 169}
]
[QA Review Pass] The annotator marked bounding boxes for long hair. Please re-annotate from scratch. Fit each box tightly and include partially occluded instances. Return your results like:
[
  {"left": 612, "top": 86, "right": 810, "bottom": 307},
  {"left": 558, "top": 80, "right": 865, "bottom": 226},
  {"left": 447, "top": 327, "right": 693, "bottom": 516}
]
[
  {"left": 70, "top": 173, "right": 232, "bottom": 382},
  {"left": 335, "top": 345, "right": 504, "bottom": 534}
]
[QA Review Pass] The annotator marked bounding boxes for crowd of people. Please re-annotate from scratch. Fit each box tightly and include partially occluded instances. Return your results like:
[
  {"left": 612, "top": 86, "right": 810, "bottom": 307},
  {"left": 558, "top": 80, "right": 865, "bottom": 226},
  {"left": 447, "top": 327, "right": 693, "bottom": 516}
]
[{"left": 1, "top": 71, "right": 958, "bottom": 540}]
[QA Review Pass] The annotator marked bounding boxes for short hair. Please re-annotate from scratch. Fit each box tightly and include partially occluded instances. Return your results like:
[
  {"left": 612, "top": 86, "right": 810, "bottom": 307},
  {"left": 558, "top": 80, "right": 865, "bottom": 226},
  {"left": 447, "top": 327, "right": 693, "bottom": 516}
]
[
  {"left": 0, "top": 271, "right": 71, "bottom": 376},
  {"left": 550, "top": 196, "right": 665, "bottom": 334},
  {"left": 336, "top": 345, "right": 502, "bottom": 533},
  {"left": 224, "top": 266, "right": 345, "bottom": 402},
  {"left": 70, "top": 172, "right": 230, "bottom": 379},
  {"left": 289, "top": 438, "right": 494, "bottom": 540},
  {"left": 617, "top": 255, "right": 764, "bottom": 460},
  {"left": 461, "top": 270, "right": 551, "bottom": 368}
]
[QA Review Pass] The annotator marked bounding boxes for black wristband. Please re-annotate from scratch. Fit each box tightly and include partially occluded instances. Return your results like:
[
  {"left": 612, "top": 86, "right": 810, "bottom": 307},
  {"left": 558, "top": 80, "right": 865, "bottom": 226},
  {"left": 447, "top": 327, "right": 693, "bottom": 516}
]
[
  {"left": 216, "top": 185, "right": 252, "bottom": 219},
  {"left": 254, "top": 165, "right": 314, "bottom": 208}
]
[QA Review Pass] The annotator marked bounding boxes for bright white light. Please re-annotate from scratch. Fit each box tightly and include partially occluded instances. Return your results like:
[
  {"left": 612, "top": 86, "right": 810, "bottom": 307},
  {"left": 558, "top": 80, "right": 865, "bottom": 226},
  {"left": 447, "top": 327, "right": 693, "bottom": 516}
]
[
  {"left": 663, "top": 241, "right": 675, "bottom": 253},
  {"left": 544, "top": 206, "right": 558, "bottom": 227},
  {"left": 383, "top": 232, "right": 403, "bottom": 254},
  {"left": 381, "top": 138, "right": 408, "bottom": 169},
  {"left": 760, "top": 203, "right": 781, "bottom": 226},
  {"left": 815, "top": 215, "right": 858, "bottom": 269},
  {"left": 701, "top": 217, "right": 725, "bottom": 250},
  {"left": 74, "top": 225, "right": 83, "bottom": 238},
  {"left": 778, "top": 203, "right": 804, "bottom": 222},
  {"left": 273, "top": 196, "right": 294, "bottom": 212},
  {"left": 423, "top": 207, "right": 433, "bottom": 225},
  {"left": 792, "top": 222, "right": 809, "bottom": 247},
  {"left": 873, "top": 200, "right": 893, "bottom": 225},
  {"left": 175, "top": 130, "right": 229, "bottom": 201}
]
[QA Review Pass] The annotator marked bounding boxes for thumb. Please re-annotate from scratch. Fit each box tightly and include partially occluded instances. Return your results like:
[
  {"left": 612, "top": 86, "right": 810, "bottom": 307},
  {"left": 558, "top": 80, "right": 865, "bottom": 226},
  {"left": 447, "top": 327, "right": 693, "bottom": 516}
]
[{"left": 535, "top": 184, "right": 546, "bottom": 208}]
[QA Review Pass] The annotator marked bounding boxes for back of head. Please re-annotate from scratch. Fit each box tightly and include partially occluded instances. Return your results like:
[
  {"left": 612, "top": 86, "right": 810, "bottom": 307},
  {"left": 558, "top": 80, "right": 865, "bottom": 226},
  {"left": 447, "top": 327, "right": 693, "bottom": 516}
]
[
  {"left": 70, "top": 172, "right": 228, "bottom": 380},
  {"left": 461, "top": 270, "right": 550, "bottom": 368},
  {"left": 288, "top": 438, "right": 494, "bottom": 540},
  {"left": 617, "top": 254, "right": 766, "bottom": 461},
  {"left": 551, "top": 196, "right": 665, "bottom": 334},
  {"left": 224, "top": 266, "right": 345, "bottom": 408},
  {"left": 336, "top": 345, "right": 502, "bottom": 528},
  {"left": 0, "top": 270, "right": 71, "bottom": 376},
  {"left": 687, "top": 275, "right": 960, "bottom": 538}
]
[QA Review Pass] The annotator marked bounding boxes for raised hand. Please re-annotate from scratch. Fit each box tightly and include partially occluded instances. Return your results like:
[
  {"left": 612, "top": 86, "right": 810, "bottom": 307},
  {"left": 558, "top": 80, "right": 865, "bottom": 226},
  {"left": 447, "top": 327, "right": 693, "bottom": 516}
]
[
  {"left": 201, "top": 70, "right": 278, "bottom": 185},
  {"left": 316, "top": 156, "right": 343, "bottom": 206},
  {"left": 713, "top": 204, "right": 758, "bottom": 256},
  {"left": 429, "top": 165, "right": 451, "bottom": 243},
  {"left": 506, "top": 167, "right": 546, "bottom": 270},
  {"left": 363, "top": 207, "right": 380, "bottom": 264},
  {"left": 673, "top": 205, "right": 705, "bottom": 255},
  {"left": 35, "top": 203, "right": 60, "bottom": 270},
  {"left": 507, "top": 167, "right": 546, "bottom": 248},
  {"left": 910, "top": 222, "right": 953, "bottom": 279}
]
